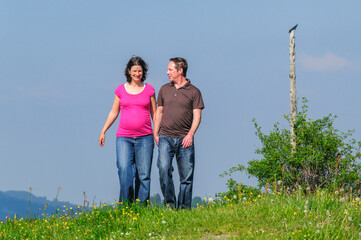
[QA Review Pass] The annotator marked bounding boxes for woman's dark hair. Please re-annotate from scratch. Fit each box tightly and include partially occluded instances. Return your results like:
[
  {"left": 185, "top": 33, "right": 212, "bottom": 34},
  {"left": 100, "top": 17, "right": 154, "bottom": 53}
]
[{"left": 124, "top": 56, "right": 148, "bottom": 82}]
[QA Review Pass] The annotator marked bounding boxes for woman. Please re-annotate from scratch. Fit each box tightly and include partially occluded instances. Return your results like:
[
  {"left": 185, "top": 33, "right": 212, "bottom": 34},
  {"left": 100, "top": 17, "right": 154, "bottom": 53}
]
[{"left": 99, "top": 56, "right": 156, "bottom": 204}]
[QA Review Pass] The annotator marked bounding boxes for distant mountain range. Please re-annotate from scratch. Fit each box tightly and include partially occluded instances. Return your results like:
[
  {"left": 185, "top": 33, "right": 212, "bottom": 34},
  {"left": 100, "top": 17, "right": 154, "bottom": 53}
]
[
  {"left": 0, "top": 190, "right": 77, "bottom": 220},
  {"left": 0, "top": 191, "right": 204, "bottom": 220}
]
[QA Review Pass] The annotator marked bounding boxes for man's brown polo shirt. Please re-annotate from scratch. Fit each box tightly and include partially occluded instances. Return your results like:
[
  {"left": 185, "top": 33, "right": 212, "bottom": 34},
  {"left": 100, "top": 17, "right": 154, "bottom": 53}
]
[{"left": 157, "top": 80, "right": 204, "bottom": 138}]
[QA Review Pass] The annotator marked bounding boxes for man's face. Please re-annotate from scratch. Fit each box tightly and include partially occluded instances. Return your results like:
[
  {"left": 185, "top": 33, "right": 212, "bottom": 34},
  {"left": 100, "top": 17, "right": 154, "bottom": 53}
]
[{"left": 166, "top": 61, "right": 181, "bottom": 82}]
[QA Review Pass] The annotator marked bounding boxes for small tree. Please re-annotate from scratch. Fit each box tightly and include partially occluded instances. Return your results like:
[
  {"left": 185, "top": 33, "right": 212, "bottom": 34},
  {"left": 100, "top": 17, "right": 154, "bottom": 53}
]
[{"left": 225, "top": 98, "right": 361, "bottom": 192}]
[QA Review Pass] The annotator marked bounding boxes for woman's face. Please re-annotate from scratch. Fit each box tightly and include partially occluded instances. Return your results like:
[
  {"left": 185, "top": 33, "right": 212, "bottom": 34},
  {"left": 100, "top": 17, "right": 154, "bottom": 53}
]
[{"left": 128, "top": 65, "right": 143, "bottom": 83}]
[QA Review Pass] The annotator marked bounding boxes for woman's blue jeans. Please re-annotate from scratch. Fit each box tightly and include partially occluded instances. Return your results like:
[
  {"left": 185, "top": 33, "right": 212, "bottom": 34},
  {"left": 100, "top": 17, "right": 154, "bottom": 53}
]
[
  {"left": 116, "top": 134, "right": 154, "bottom": 204},
  {"left": 157, "top": 134, "right": 195, "bottom": 209}
]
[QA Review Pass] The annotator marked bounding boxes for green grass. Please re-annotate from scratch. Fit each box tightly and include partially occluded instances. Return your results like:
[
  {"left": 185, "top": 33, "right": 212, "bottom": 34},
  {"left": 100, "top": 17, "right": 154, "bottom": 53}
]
[{"left": 1, "top": 190, "right": 361, "bottom": 239}]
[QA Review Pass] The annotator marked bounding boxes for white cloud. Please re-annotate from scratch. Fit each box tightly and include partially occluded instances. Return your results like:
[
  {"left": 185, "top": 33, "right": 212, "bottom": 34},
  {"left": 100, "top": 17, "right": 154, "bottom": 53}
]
[{"left": 299, "top": 52, "right": 349, "bottom": 72}]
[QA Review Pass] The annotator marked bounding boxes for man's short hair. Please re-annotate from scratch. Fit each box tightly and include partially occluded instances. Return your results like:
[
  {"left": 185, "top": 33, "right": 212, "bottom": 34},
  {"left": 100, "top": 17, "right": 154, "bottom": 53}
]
[{"left": 170, "top": 57, "right": 188, "bottom": 77}]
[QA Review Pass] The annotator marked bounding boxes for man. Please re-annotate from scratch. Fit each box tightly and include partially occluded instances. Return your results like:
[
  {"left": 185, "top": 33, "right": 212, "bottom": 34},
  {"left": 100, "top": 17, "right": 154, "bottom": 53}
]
[{"left": 154, "top": 57, "right": 204, "bottom": 209}]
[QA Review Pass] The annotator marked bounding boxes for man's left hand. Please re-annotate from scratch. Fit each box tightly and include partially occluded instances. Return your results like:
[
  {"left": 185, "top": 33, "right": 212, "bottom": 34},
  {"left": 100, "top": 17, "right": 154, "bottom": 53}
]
[{"left": 182, "top": 133, "right": 193, "bottom": 149}]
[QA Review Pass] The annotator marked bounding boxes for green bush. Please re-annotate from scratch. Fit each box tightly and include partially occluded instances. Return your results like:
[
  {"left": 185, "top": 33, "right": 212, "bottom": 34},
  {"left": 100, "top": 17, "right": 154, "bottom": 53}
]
[
  {"left": 215, "top": 178, "right": 261, "bottom": 203},
  {"left": 224, "top": 98, "right": 361, "bottom": 192}
]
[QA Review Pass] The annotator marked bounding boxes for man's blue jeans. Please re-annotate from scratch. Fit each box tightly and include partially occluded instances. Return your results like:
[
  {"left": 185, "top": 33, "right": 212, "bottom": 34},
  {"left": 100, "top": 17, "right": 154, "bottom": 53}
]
[
  {"left": 157, "top": 134, "right": 195, "bottom": 209},
  {"left": 116, "top": 134, "right": 154, "bottom": 204}
]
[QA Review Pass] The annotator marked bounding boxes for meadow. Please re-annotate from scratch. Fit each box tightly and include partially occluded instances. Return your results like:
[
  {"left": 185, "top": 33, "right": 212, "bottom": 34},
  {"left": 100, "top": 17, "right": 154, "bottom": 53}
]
[{"left": 1, "top": 186, "right": 361, "bottom": 240}]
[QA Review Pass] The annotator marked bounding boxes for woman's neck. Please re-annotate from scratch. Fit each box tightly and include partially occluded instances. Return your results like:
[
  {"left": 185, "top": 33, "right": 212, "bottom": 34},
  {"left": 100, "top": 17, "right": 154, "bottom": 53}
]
[
  {"left": 125, "top": 81, "right": 146, "bottom": 94},
  {"left": 128, "top": 81, "right": 144, "bottom": 87}
]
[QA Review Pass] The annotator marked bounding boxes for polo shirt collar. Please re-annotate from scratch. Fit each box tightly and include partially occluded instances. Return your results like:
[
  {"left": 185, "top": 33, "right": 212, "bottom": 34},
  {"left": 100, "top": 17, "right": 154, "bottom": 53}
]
[{"left": 169, "top": 79, "right": 191, "bottom": 89}]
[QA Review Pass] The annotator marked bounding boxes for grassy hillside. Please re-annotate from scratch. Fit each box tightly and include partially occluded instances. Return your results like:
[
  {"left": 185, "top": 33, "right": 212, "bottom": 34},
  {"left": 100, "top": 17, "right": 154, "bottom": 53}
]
[{"left": 1, "top": 189, "right": 361, "bottom": 239}]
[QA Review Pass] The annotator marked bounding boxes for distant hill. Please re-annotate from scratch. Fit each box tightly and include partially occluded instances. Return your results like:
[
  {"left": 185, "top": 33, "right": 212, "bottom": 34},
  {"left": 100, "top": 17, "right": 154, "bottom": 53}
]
[
  {"left": 0, "top": 190, "right": 77, "bottom": 220},
  {"left": 0, "top": 191, "right": 205, "bottom": 220}
]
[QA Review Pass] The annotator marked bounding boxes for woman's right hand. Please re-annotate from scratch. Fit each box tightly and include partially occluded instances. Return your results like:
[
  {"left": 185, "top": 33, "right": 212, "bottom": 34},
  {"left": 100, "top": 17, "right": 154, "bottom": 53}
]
[
  {"left": 154, "top": 134, "right": 159, "bottom": 146},
  {"left": 99, "top": 132, "right": 106, "bottom": 147}
]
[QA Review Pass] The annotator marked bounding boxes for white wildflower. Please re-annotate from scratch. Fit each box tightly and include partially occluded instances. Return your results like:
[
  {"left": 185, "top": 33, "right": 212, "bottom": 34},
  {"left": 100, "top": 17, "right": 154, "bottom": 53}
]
[
  {"left": 243, "top": 197, "right": 247, "bottom": 201},
  {"left": 348, "top": 217, "right": 352, "bottom": 221},
  {"left": 340, "top": 188, "right": 344, "bottom": 192},
  {"left": 233, "top": 195, "right": 237, "bottom": 199},
  {"left": 162, "top": 220, "right": 166, "bottom": 224},
  {"left": 335, "top": 191, "right": 339, "bottom": 195},
  {"left": 208, "top": 197, "right": 214, "bottom": 203},
  {"left": 356, "top": 197, "right": 360, "bottom": 201},
  {"left": 316, "top": 230, "right": 320, "bottom": 234},
  {"left": 277, "top": 180, "right": 282, "bottom": 185}
]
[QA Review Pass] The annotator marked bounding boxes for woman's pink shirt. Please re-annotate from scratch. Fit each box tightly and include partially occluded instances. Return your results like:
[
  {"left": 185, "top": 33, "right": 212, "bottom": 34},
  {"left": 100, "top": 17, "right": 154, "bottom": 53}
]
[{"left": 115, "top": 84, "right": 155, "bottom": 137}]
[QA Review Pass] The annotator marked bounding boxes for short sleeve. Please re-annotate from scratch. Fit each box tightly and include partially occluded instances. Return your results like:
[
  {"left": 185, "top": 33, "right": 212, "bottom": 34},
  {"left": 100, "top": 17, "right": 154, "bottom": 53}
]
[
  {"left": 114, "top": 85, "right": 122, "bottom": 98},
  {"left": 147, "top": 84, "right": 155, "bottom": 96},
  {"left": 157, "top": 86, "right": 165, "bottom": 106},
  {"left": 192, "top": 88, "right": 205, "bottom": 110}
]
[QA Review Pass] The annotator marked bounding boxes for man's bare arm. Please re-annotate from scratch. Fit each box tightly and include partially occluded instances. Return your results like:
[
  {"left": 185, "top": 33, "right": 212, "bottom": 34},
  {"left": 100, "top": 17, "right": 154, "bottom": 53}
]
[{"left": 182, "top": 109, "right": 202, "bottom": 149}]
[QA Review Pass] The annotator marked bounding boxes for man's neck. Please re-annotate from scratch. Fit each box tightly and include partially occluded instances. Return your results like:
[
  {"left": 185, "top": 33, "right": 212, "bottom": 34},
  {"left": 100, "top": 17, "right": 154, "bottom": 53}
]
[{"left": 173, "top": 76, "right": 188, "bottom": 89}]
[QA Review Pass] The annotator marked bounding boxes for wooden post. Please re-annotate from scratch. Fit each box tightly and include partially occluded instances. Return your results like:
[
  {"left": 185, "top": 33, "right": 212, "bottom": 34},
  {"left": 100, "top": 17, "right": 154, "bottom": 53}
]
[{"left": 289, "top": 24, "right": 298, "bottom": 151}]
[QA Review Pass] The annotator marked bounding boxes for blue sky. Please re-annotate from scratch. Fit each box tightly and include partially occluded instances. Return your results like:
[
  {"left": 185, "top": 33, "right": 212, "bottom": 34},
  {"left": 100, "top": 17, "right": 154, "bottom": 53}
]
[{"left": 1, "top": 1, "right": 361, "bottom": 205}]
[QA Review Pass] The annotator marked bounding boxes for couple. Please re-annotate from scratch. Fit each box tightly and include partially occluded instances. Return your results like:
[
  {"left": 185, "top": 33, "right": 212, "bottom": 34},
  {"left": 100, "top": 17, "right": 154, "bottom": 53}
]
[{"left": 99, "top": 56, "right": 204, "bottom": 209}]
